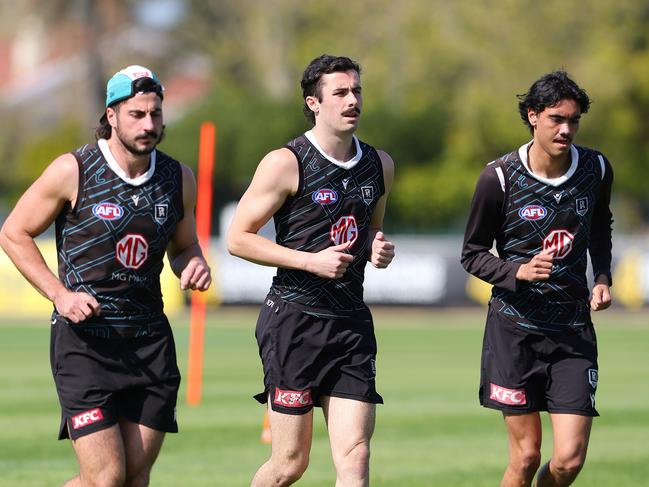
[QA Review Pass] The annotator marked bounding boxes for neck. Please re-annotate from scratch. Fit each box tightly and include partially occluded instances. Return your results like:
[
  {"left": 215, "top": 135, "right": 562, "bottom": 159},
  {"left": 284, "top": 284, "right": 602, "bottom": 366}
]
[
  {"left": 106, "top": 137, "right": 151, "bottom": 178},
  {"left": 311, "top": 126, "right": 356, "bottom": 162},
  {"left": 527, "top": 142, "right": 570, "bottom": 179}
]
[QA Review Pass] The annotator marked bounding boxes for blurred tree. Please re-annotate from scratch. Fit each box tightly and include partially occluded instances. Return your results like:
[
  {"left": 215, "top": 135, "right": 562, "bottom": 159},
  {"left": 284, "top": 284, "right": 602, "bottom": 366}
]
[{"left": 2, "top": 0, "right": 649, "bottom": 232}]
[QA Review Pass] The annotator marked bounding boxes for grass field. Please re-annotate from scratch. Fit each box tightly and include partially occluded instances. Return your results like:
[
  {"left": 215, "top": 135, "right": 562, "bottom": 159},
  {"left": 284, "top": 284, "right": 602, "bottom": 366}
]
[{"left": 1, "top": 307, "right": 648, "bottom": 486}]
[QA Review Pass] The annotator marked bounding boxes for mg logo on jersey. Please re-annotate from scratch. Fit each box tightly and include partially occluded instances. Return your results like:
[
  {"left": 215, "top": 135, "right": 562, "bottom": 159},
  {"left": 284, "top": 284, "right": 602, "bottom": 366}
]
[
  {"left": 519, "top": 205, "right": 547, "bottom": 221},
  {"left": 116, "top": 234, "right": 149, "bottom": 269},
  {"left": 71, "top": 408, "right": 104, "bottom": 430},
  {"left": 490, "top": 384, "right": 527, "bottom": 406},
  {"left": 330, "top": 215, "right": 358, "bottom": 246},
  {"left": 92, "top": 202, "right": 124, "bottom": 221},
  {"left": 312, "top": 188, "right": 338, "bottom": 205},
  {"left": 273, "top": 388, "right": 313, "bottom": 408},
  {"left": 543, "top": 229, "right": 575, "bottom": 259}
]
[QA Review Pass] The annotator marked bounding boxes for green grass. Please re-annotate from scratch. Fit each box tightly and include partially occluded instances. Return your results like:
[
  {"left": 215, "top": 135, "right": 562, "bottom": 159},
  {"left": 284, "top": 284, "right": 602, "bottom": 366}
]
[{"left": 1, "top": 307, "right": 648, "bottom": 486}]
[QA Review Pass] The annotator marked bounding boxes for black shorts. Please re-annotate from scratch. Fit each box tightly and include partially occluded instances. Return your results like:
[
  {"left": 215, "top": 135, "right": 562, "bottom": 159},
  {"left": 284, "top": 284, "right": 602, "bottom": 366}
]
[
  {"left": 50, "top": 313, "right": 181, "bottom": 440},
  {"left": 254, "top": 296, "right": 383, "bottom": 415},
  {"left": 480, "top": 306, "right": 599, "bottom": 416}
]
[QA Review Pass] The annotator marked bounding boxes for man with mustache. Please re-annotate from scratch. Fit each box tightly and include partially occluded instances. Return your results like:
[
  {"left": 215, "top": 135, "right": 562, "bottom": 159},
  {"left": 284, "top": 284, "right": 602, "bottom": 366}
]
[
  {"left": 228, "top": 54, "right": 395, "bottom": 487},
  {"left": 0, "top": 65, "right": 211, "bottom": 486},
  {"left": 461, "top": 71, "right": 613, "bottom": 487}
]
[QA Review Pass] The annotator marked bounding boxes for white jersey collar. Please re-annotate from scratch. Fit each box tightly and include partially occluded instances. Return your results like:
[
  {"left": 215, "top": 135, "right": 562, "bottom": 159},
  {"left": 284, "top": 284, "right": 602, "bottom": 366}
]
[
  {"left": 517, "top": 141, "right": 578, "bottom": 187},
  {"left": 98, "top": 138, "right": 156, "bottom": 186},
  {"left": 305, "top": 130, "right": 362, "bottom": 170}
]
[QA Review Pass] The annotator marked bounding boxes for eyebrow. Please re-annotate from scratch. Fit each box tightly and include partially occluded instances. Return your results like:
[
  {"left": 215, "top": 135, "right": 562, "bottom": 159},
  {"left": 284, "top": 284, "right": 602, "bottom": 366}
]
[{"left": 548, "top": 114, "right": 581, "bottom": 121}]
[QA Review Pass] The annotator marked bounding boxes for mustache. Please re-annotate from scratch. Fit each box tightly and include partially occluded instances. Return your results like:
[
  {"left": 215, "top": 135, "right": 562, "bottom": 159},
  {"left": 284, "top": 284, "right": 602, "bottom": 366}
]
[
  {"left": 136, "top": 130, "right": 160, "bottom": 140},
  {"left": 342, "top": 108, "right": 361, "bottom": 116}
]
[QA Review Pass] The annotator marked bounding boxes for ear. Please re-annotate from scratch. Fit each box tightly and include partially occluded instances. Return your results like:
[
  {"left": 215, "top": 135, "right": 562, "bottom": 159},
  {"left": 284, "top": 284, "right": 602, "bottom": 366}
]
[
  {"left": 305, "top": 96, "right": 319, "bottom": 116},
  {"left": 106, "top": 106, "right": 118, "bottom": 128},
  {"left": 527, "top": 108, "right": 538, "bottom": 129}
]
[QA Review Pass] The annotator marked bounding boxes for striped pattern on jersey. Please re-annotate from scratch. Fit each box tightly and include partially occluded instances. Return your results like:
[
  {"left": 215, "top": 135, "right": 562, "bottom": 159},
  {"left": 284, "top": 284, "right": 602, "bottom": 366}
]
[
  {"left": 54, "top": 142, "right": 183, "bottom": 325},
  {"left": 491, "top": 145, "right": 607, "bottom": 331},
  {"left": 270, "top": 133, "right": 385, "bottom": 312}
]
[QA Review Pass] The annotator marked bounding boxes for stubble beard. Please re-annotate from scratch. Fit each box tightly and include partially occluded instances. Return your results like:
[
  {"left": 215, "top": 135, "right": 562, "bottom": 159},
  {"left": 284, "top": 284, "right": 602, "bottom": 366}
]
[{"left": 115, "top": 125, "right": 165, "bottom": 156}]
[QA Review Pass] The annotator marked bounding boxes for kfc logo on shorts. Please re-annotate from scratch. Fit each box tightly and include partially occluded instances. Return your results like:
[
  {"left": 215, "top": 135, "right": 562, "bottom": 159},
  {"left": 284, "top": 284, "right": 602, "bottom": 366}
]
[
  {"left": 490, "top": 383, "right": 527, "bottom": 406},
  {"left": 330, "top": 215, "right": 358, "bottom": 246},
  {"left": 542, "top": 229, "right": 574, "bottom": 259},
  {"left": 519, "top": 205, "right": 547, "bottom": 221},
  {"left": 71, "top": 408, "right": 104, "bottom": 430},
  {"left": 274, "top": 388, "right": 313, "bottom": 408},
  {"left": 116, "top": 234, "right": 149, "bottom": 269},
  {"left": 313, "top": 188, "right": 338, "bottom": 205}
]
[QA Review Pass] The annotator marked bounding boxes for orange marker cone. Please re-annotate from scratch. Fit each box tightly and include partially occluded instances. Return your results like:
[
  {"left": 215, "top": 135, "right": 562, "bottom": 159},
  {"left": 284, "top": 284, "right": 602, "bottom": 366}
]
[{"left": 261, "top": 410, "right": 272, "bottom": 444}]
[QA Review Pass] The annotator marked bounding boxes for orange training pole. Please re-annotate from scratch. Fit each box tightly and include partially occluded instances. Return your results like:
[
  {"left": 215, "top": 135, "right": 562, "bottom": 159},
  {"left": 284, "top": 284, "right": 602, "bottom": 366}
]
[{"left": 186, "top": 121, "right": 216, "bottom": 406}]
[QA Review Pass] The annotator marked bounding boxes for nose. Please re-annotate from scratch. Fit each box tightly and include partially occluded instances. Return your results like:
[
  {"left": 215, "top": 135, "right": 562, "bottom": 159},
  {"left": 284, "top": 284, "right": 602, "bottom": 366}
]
[
  {"left": 141, "top": 114, "right": 155, "bottom": 131},
  {"left": 346, "top": 91, "right": 359, "bottom": 106}
]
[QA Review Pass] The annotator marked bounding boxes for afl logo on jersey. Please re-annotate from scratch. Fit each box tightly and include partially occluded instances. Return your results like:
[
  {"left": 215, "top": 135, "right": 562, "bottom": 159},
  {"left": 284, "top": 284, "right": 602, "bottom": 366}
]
[
  {"left": 330, "top": 215, "right": 358, "bottom": 247},
  {"left": 519, "top": 205, "right": 547, "bottom": 221},
  {"left": 313, "top": 188, "right": 338, "bottom": 205},
  {"left": 116, "top": 234, "right": 149, "bottom": 269},
  {"left": 93, "top": 202, "right": 124, "bottom": 221}
]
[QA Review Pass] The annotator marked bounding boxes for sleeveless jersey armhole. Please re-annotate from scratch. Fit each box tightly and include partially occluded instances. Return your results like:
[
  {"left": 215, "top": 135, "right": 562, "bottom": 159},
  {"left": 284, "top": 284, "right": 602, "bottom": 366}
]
[
  {"left": 284, "top": 145, "right": 304, "bottom": 199},
  {"left": 374, "top": 147, "right": 386, "bottom": 198},
  {"left": 69, "top": 150, "right": 85, "bottom": 215},
  {"left": 177, "top": 161, "right": 185, "bottom": 221}
]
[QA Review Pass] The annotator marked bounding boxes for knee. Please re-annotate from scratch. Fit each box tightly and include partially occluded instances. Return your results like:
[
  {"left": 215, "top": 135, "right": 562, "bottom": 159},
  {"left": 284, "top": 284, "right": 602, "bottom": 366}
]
[
  {"left": 273, "top": 451, "right": 310, "bottom": 485},
  {"left": 511, "top": 448, "right": 542, "bottom": 477},
  {"left": 334, "top": 440, "right": 371, "bottom": 479},
  {"left": 124, "top": 470, "right": 150, "bottom": 487},
  {"left": 552, "top": 453, "right": 586, "bottom": 479},
  {"left": 82, "top": 469, "right": 126, "bottom": 487}
]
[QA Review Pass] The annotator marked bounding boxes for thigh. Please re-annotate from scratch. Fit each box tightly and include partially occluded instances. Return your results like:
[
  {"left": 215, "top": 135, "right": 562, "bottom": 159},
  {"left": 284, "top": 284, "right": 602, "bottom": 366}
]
[
  {"left": 503, "top": 412, "right": 542, "bottom": 453},
  {"left": 320, "top": 311, "right": 383, "bottom": 404},
  {"left": 71, "top": 424, "right": 126, "bottom": 481},
  {"left": 480, "top": 308, "right": 545, "bottom": 412},
  {"left": 322, "top": 396, "right": 375, "bottom": 457},
  {"left": 548, "top": 413, "right": 592, "bottom": 461},
  {"left": 255, "top": 298, "right": 319, "bottom": 414},
  {"left": 546, "top": 325, "right": 599, "bottom": 416},
  {"left": 267, "top": 402, "right": 314, "bottom": 461},
  {"left": 116, "top": 331, "right": 181, "bottom": 433},
  {"left": 51, "top": 318, "right": 120, "bottom": 439},
  {"left": 119, "top": 419, "right": 166, "bottom": 480}
]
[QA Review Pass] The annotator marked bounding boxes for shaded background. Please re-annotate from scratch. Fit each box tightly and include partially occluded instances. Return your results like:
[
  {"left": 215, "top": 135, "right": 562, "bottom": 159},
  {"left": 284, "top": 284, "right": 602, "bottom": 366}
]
[{"left": 2, "top": 0, "right": 649, "bottom": 232}]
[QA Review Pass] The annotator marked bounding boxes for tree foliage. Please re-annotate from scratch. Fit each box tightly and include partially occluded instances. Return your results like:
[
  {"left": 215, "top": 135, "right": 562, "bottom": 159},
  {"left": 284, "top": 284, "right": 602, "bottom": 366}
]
[{"left": 3, "top": 0, "right": 649, "bottom": 232}]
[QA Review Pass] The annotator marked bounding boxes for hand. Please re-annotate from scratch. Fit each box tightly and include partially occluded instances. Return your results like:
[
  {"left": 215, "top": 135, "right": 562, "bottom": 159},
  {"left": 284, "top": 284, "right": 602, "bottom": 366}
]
[
  {"left": 305, "top": 241, "right": 355, "bottom": 279},
  {"left": 180, "top": 257, "right": 212, "bottom": 291},
  {"left": 590, "top": 276, "right": 612, "bottom": 311},
  {"left": 54, "top": 289, "right": 101, "bottom": 324},
  {"left": 516, "top": 248, "right": 554, "bottom": 282},
  {"left": 370, "top": 231, "right": 395, "bottom": 268}
]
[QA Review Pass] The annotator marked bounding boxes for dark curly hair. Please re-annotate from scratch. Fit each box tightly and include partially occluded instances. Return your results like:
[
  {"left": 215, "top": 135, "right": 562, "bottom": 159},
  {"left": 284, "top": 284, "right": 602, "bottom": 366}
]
[
  {"left": 301, "top": 54, "right": 361, "bottom": 125},
  {"left": 517, "top": 71, "right": 591, "bottom": 134},
  {"left": 95, "top": 77, "right": 164, "bottom": 140}
]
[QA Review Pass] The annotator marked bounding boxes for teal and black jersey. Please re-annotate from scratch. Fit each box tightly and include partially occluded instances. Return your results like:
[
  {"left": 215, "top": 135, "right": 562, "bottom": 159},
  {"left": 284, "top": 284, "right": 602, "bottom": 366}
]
[
  {"left": 269, "top": 131, "right": 385, "bottom": 313},
  {"left": 462, "top": 142, "right": 613, "bottom": 332},
  {"left": 55, "top": 139, "right": 183, "bottom": 325}
]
